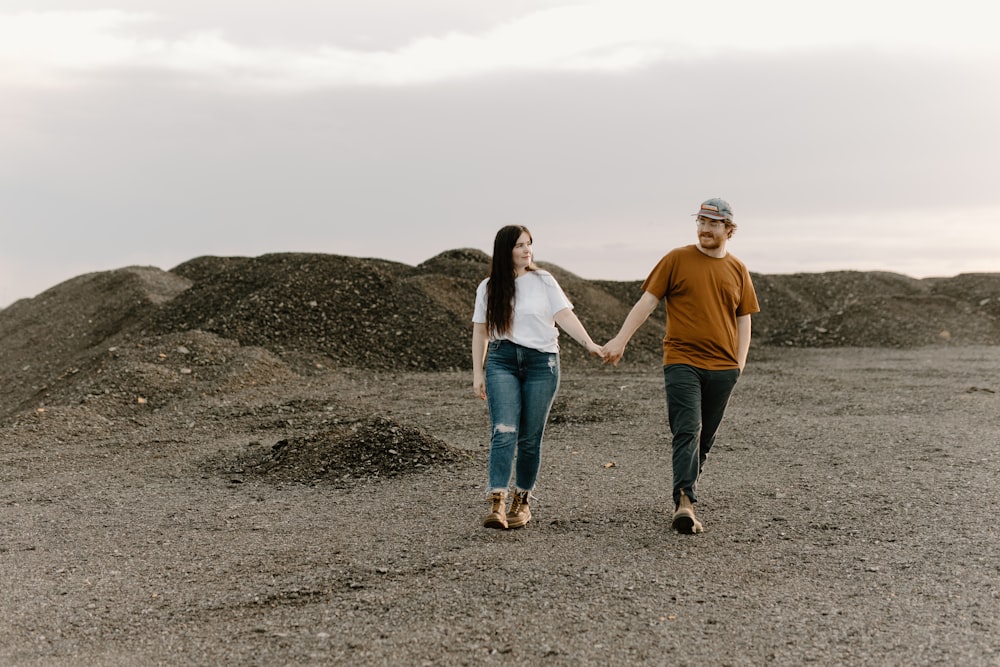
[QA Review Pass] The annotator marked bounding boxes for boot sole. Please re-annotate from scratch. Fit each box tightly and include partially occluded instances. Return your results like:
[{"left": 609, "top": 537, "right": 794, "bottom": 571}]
[
  {"left": 506, "top": 513, "right": 531, "bottom": 529},
  {"left": 671, "top": 510, "right": 703, "bottom": 534},
  {"left": 483, "top": 517, "right": 508, "bottom": 530},
  {"left": 671, "top": 514, "right": 695, "bottom": 533}
]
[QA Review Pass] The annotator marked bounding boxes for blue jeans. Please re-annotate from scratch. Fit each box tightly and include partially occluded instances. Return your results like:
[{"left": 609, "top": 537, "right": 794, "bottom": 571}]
[
  {"left": 485, "top": 340, "right": 560, "bottom": 492},
  {"left": 663, "top": 364, "right": 741, "bottom": 506}
]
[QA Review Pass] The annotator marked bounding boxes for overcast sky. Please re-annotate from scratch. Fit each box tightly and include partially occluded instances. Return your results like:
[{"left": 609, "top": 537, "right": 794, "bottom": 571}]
[{"left": 2, "top": 0, "right": 998, "bottom": 306}]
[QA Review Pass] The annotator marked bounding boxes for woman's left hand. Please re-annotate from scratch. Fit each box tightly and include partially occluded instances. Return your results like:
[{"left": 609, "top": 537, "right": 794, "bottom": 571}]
[{"left": 472, "top": 378, "right": 487, "bottom": 400}]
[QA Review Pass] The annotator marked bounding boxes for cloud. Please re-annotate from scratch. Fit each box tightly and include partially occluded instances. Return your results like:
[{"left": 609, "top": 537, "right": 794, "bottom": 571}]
[
  {"left": 0, "top": 6, "right": 672, "bottom": 89},
  {"left": 1, "top": 1, "right": 995, "bottom": 90},
  {"left": 1, "top": 0, "right": 997, "bottom": 305}
]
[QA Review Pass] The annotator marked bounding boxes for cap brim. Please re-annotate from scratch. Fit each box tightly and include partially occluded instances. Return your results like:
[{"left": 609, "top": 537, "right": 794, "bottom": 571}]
[{"left": 693, "top": 211, "right": 730, "bottom": 221}]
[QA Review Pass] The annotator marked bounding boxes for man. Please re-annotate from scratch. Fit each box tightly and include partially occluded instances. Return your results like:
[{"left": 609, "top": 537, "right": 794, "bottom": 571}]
[{"left": 603, "top": 198, "right": 759, "bottom": 534}]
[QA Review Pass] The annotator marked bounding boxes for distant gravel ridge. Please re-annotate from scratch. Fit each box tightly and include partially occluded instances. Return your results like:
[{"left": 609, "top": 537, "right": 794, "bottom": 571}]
[{"left": 1, "top": 250, "right": 998, "bottom": 419}]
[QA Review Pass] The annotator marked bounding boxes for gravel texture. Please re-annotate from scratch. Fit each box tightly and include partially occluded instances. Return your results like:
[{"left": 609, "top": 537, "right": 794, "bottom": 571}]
[{"left": 2, "top": 252, "right": 999, "bottom": 666}]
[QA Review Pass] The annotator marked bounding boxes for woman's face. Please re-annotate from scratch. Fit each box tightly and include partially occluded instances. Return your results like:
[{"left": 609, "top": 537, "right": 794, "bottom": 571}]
[{"left": 511, "top": 231, "right": 533, "bottom": 274}]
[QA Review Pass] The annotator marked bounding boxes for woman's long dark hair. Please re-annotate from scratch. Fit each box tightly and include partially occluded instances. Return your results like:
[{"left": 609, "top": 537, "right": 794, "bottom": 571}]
[{"left": 486, "top": 225, "right": 534, "bottom": 337}]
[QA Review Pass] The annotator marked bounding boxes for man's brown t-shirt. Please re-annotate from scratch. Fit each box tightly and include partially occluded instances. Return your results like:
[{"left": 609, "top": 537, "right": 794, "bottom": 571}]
[{"left": 641, "top": 245, "right": 760, "bottom": 370}]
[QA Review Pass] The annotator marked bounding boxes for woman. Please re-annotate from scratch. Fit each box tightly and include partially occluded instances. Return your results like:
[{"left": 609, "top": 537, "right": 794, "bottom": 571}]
[{"left": 472, "top": 225, "right": 603, "bottom": 529}]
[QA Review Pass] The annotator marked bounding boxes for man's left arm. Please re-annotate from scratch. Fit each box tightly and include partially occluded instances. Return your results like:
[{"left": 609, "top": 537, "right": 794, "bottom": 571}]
[{"left": 736, "top": 314, "right": 752, "bottom": 373}]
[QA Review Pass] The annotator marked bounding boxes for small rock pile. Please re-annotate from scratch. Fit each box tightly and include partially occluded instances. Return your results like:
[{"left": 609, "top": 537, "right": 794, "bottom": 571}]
[{"left": 226, "top": 416, "right": 473, "bottom": 485}]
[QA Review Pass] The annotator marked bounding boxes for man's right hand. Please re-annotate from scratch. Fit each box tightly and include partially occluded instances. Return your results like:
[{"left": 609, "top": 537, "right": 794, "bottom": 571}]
[{"left": 602, "top": 337, "right": 626, "bottom": 366}]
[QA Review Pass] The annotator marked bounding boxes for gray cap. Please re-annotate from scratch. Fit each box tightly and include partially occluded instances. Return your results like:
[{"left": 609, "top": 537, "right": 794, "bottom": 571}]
[{"left": 694, "top": 198, "right": 733, "bottom": 222}]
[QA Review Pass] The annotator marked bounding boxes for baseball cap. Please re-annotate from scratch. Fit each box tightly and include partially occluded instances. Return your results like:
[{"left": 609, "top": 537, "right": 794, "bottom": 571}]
[{"left": 694, "top": 198, "right": 733, "bottom": 222}]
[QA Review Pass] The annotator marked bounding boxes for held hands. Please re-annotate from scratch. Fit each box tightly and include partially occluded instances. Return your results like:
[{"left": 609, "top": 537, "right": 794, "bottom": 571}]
[
  {"left": 472, "top": 336, "right": 620, "bottom": 398},
  {"left": 601, "top": 336, "right": 626, "bottom": 366}
]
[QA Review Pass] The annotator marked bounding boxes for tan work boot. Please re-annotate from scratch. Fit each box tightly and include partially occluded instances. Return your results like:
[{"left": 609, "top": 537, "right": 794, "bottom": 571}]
[
  {"left": 483, "top": 491, "right": 508, "bottom": 529},
  {"left": 671, "top": 489, "right": 704, "bottom": 534},
  {"left": 506, "top": 489, "right": 532, "bottom": 529}
]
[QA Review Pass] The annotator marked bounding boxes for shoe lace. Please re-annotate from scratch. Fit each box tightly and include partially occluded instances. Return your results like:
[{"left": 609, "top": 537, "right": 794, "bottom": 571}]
[{"left": 509, "top": 491, "right": 529, "bottom": 514}]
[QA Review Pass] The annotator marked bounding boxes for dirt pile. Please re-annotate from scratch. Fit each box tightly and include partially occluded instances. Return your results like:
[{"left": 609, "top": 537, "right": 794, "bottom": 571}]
[
  {"left": 218, "top": 415, "right": 473, "bottom": 486},
  {"left": 753, "top": 270, "right": 1000, "bottom": 347},
  {"left": 149, "top": 252, "right": 474, "bottom": 371},
  {"left": 1, "top": 250, "right": 998, "bottom": 422}
]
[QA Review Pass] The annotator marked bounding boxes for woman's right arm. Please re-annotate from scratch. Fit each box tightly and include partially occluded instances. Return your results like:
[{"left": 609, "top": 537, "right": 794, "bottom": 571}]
[{"left": 471, "top": 322, "right": 488, "bottom": 400}]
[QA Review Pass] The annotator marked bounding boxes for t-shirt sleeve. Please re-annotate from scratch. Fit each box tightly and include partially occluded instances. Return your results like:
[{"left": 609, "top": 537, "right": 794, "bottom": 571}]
[
  {"left": 472, "top": 278, "right": 488, "bottom": 323},
  {"left": 540, "top": 272, "right": 573, "bottom": 315},
  {"left": 736, "top": 267, "right": 760, "bottom": 317},
  {"left": 640, "top": 253, "right": 674, "bottom": 299}
]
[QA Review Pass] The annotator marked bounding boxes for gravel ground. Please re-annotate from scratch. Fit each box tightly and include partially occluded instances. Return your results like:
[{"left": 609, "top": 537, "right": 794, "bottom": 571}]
[{"left": 3, "top": 346, "right": 999, "bottom": 666}]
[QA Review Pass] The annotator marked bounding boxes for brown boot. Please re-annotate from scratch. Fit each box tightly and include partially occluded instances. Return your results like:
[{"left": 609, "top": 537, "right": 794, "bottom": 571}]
[
  {"left": 483, "top": 491, "right": 508, "bottom": 529},
  {"left": 506, "top": 489, "right": 532, "bottom": 529},
  {"left": 671, "top": 489, "right": 704, "bottom": 534}
]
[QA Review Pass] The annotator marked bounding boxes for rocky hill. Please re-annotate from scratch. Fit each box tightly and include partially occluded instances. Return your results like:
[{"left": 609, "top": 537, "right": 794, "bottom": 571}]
[{"left": 1, "top": 249, "right": 997, "bottom": 420}]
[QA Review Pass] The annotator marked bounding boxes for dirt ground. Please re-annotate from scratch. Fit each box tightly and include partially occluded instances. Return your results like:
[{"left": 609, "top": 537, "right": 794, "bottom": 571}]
[{"left": 3, "top": 344, "right": 999, "bottom": 666}]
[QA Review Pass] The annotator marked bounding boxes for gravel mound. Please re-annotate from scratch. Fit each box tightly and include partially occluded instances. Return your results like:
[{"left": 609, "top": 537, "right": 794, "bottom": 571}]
[
  {"left": 221, "top": 415, "right": 473, "bottom": 485},
  {"left": 1, "top": 251, "right": 998, "bottom": 422},
  {"left": 752, "top": 270, "right": 1000, "bottom": 347},
  {"left": 0, "top": 266, "right": 194, "bottom": 416},
  {"left": 149, "top": 252, "right": 473, "bottom": 372}
]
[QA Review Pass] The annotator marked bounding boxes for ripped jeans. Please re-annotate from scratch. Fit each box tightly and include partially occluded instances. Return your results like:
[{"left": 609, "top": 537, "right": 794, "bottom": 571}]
[{"left": 485, "top": 340, "right": 560, "bottom": 493}]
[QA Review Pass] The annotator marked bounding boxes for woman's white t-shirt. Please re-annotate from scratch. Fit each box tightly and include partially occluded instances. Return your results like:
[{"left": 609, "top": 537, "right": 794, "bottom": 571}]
[{"left": 472, "top": 270, "right": 573, "bottom": 354}]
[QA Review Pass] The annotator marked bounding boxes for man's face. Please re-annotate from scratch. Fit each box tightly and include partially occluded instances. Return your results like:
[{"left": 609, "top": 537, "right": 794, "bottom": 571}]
[{"left": 696, "top": 216, "right": 729, "bottom": 249}]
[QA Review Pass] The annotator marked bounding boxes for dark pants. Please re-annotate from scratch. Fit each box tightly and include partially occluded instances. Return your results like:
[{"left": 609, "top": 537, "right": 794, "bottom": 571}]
[{"left": 663, "top": 364, "right": 741, "bottom": 506}]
